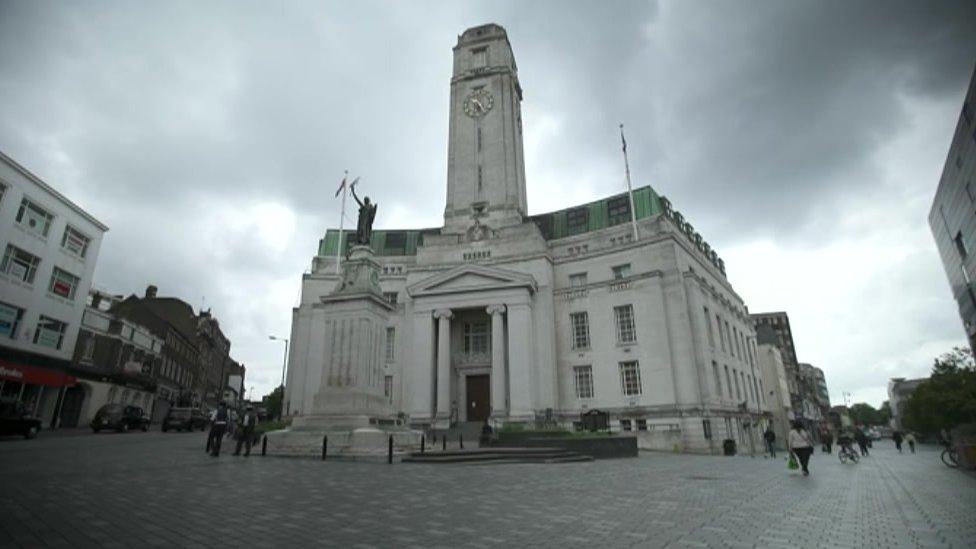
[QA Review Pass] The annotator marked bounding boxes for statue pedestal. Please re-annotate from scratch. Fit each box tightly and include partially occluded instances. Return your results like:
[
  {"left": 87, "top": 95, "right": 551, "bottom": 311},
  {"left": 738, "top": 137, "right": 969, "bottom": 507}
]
[{"left": 265, "top": 245, "right": 421, "bottom": 459}]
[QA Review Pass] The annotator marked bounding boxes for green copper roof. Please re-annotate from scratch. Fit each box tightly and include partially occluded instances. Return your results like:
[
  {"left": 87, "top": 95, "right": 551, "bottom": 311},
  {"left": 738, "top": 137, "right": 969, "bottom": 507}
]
[{"left": 318, "top": 185, "right": 663, "bottom": 257}]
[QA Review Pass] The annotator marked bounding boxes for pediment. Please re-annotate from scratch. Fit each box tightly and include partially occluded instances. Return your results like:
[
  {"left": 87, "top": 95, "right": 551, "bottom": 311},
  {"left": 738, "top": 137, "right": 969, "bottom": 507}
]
[{"left": 408, "top": 264, "right": 537, "bottom": 297}]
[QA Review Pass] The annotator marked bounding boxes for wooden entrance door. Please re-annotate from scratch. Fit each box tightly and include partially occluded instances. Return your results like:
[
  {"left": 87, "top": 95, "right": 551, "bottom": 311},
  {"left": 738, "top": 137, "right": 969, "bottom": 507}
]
[{"left": 465, "top": 374, "right": 490, "bottom": 422}]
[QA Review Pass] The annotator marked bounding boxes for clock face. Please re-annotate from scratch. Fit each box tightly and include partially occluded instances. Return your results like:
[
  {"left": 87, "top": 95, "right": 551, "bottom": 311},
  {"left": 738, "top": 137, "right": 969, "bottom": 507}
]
[{"left": 463, "top": 89, "right": 494, "bottom": 118}]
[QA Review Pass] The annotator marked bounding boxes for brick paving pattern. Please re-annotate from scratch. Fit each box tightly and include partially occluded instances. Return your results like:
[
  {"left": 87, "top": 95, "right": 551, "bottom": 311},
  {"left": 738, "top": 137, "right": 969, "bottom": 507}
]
[{"left": 1, "top": 432, "right": 974, "bottom": 548}]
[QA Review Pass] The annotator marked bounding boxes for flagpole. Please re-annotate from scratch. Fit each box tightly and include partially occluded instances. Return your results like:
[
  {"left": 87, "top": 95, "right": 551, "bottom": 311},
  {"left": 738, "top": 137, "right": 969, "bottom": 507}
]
[
  {"left": 620, "top": 124, "right": 639, "bottom": 242},
  {"left": 336, "top": 170, "right": 347, "bottom": 275}
]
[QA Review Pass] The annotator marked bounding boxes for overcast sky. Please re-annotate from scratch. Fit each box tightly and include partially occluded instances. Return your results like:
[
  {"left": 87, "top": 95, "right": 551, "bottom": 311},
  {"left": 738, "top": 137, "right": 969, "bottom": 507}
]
[{"left": 2, "top": 1, "right": 974, "bottom": 407}]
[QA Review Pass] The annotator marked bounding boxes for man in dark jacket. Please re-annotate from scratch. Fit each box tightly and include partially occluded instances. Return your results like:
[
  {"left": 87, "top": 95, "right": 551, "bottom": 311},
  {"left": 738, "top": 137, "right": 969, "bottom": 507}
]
[
  {"left": 892, "top": 430, "right": 904, "bottom": 453},
  {"left": 763, "top": 426, "right": 777, "bottom": 458},
  {"left": 234, "top": 405, "right": 258, "bottom": 457},
  {"left": 208, "top": 402, "right": 230, "bottom": 457},
  {"left": 854, "top": 427, "right": 870, "bottom": 457}
]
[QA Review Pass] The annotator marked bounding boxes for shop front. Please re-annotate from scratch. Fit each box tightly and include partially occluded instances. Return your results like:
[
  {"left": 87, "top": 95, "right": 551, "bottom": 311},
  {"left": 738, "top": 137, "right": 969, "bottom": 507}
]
[{"left": 0, "top": 358, "right": 77, "bottom": 428}]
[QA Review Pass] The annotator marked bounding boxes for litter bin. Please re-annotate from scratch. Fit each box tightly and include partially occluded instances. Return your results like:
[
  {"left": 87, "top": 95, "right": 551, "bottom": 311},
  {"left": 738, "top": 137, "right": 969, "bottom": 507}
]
[{"left": 723, "top": 439, "right": 737, "bottom": 456}]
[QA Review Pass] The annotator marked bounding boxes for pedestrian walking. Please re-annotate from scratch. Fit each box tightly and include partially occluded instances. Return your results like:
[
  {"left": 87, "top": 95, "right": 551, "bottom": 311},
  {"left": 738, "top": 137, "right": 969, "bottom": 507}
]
[
  {"left": 892, "top": 430, "right": 903, "bottom": 453},
  {"left": 763, "top": 426, "right": 777, "bottom": 458},
  {"left": 821, "top": 429, "right": 833, "bottom": 454},
  {"left": 854, "top": 427, "right": 870, "bottom": 457},
  {"left": 904, "top": 432, "right": 916, "bottom": 454},
  {"left": 787, "top": 420, "right": 815, "bottom": 476},
  {"left": 207, "top": 402, "right": 230, "bottom": 457},
  {"left": 233, "top": 405, "right": 258, "bottom": 457}
]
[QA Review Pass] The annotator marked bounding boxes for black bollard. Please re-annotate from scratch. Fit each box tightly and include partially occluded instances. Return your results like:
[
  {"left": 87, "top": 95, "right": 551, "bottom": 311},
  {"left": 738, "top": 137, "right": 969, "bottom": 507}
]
[
  {"left": 459, "top": 433, "right": 464, "bottom": 449},
  {"left": 322, "top": 435, "right": 328, "bottom": 461},
  {"left": 421, "top": 435, "right": 425, "bottom": 454},
  {"left": 388, "top": 435, "right": 394, "bottom": 464},
  {"left": 442, "top": 435, "right": 447, "bottom": 451},
  {"left": 261, "top": 435, "right": 268, "bottom": 456}
]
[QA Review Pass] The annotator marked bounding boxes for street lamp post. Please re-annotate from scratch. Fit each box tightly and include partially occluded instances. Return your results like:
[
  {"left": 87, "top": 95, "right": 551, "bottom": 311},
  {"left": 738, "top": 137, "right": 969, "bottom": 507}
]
[{"left": 269, "top": 335, "right": 289, "bottom": 420}]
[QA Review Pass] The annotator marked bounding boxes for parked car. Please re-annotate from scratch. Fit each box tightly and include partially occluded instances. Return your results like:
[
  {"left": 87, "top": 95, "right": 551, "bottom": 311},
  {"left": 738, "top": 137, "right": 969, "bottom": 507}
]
[
  {"left": 0, "top": 399, "right": 42, "bottom": 439},
  {"left": 90, "top": 404, "right": 150, "bottom": 433},
  {"left": 162, "top": 407, "right": 208, "bottom": 432}
]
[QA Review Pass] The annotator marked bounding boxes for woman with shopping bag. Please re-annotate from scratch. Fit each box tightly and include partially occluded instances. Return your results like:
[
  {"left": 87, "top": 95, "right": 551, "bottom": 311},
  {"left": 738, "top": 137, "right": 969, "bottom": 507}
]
[{"left": 787, "top": 420, "right": 815, "bottom": 476}]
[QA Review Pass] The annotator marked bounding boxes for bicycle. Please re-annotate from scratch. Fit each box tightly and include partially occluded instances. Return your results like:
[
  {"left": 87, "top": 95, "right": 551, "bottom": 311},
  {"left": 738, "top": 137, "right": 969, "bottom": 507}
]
[
  {"left": 838, "top": 443, "right": 860, "bottom": 464},
  {"left": 941, "top": 444, "right": 959, "bottom": 468}
]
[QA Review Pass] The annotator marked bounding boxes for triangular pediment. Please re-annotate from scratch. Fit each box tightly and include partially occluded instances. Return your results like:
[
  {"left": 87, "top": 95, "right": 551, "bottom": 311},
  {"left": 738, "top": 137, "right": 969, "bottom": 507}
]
[{"left": 408, "top": 264, "right": 537, "bottom": 297}]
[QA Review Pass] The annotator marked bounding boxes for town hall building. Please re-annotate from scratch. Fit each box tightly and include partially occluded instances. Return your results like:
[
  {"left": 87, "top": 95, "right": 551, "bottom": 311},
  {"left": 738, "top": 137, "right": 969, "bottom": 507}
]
[{"left": 284, "top": 24, "right": 768, "bottom": 453}]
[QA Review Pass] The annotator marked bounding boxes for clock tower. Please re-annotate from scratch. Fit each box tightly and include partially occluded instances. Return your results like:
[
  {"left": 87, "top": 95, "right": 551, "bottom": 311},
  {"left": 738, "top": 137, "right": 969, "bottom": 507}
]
[{"left": 444, "top": 24, "right": 528, "bottom": 234}]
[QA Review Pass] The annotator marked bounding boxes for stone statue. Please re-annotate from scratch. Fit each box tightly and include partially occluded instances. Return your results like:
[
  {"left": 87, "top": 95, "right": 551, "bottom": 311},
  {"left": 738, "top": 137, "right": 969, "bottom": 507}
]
[{"left": 351, "top": 185, "right": 377, "bottom": 245}]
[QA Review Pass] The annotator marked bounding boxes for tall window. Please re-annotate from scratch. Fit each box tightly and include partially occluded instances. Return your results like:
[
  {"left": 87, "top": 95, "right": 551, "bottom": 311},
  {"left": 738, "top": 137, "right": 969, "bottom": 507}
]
[
  {"left": 0, "top": 182, "right": 6, "bottom": 205},
  {"left": 34, "top": 316, "right": 67, "bottom": 349},
  {"left": 16, "top": 197, "right": 54, "bottom": 237},
  {"left": 956, "top": 231, "right": 968, "bottom": 258},
  {"left": 569, "top": 312, "right": 590, "bottom": 349},
  {"left": 384, "top": 375, "right": 394, "bottom": 403},
  {"left": 614, "top": 305, "right": 636, "bottom": 343},
  {"left": 569, "top": 273, "right": 587, "bottom": 288},
  {"left": 732, "top": 369, "right": 741, "bottom": 400},
  {"left": 712, "top": 361, "right": 722, "bottom": 397},
  {"left": 49, "top": 267, "right": 80, "bottom": 300},
  {"left": 619, "top": 361, "right": 642, "bottom": 396},
  {"left": 733, "top": 327, "right": 741, "bottom": 358},
  {"left": 612, "top": 264, "right": 632, "bottom": 279},
  {"left": 0, "top": 302, "right": 25, "bottom": 339},
  {"left": 463, "top": 321, "right": 489, "bottom": 354},
  {"left": 724, "top": 365, "right": 732, "bottom": 400},
  {"left": 61, "top": 226, "right": 92, "bottom": 258},
  {"left": 82, "top": 337, "right": 96, "bottom": 361},
  {"left": 725, "top": 321, "right": 733, "bottom": 357},
  {"left": 703, "top": 306, "right": 714, "bottom": 348},
  {"left": 472, "top": 47, "right": 487, "bottom": 67},
  {"left": 385, "top": 327, "right": 396, "bottom": 362},
  {"left": 716, "top": 315, "right": 726, "bottom": 352},
  {"left": 1, "top": 245, "right": 41, "bottom": 283},
  {"left": 574, "top": 365, "right": 594, "bottom": 399}
]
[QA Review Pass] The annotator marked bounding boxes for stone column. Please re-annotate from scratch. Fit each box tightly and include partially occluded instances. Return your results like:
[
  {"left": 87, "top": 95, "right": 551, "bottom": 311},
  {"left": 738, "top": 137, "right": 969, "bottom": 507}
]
[
  {"left": 407, "top": 310, "right": 436, "bottom": 423},
  {"left": 486, "top": 304, "right": 507, "bottom": 418},
  {"left": 506, "top": 303, "right": 533, "bottom": 421},
  {"left": 433, "top": 309, "right": 453, "bottom": 424}
]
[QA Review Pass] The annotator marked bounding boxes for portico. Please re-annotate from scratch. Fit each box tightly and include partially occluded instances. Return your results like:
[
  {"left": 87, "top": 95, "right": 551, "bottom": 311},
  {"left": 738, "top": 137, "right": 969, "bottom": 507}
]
[{"left": 406, "top": 264, "right": 537, "bottom": 427}]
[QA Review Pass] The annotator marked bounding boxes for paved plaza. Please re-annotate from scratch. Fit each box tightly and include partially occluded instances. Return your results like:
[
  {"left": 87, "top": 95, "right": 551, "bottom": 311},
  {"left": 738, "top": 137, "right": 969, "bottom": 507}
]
[{"left": 1, "top": 432, "right": 974, "bottom": 548}]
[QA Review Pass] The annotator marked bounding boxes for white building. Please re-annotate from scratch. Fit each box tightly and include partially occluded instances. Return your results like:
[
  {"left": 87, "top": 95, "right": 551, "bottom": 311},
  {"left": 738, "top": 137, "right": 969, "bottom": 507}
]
[
  {"left": 285, "top": 24, "right": 767, "bottom": 453},
  {"left": 0, "top": 150, "right": 108, "bottom": 427},
  {"left": 757, "top": 343, "right": 792, "bottom": 446}
]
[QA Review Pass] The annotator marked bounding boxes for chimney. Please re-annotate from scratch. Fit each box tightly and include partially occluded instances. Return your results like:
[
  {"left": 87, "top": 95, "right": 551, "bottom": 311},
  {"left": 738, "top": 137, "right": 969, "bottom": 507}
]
[{"left": 145, "top": 285, "right": 158, "bottom": 299}]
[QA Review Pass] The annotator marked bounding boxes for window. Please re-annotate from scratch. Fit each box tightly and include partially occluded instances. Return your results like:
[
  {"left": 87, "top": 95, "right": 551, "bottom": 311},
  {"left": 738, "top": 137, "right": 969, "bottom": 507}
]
[
  {"left": 612, "top": 264, "right": 632, "bottom": 279},
  {"left": 0, "top": 182, "right": 6, "bottom": 205},
  {"left": 614, "top": 305, "right": 636, "bottom": 343},
  {"left": 732, "top": 370, "right": 741, "bottom": 400},
  {"left": 16, "top": 198, "right": 54, "bottom": 237},
  {"left": 463, "top": 321, "right": 489, "bottom": 354},
  {"left": 49, "top": 267, "right": 80, "bottom": 300},
  {"left": 955, "top": 231, "right": 968, "bottom": 258},
  {"left": 566, "top": 207, "right": 588, "bottom": 235},
  {"left": 61, "top": 226, "right": 92, "bottom": 258},
  {"left": 472, "top": 47, "right": 487, "bottom": 67},
  {"left": 712, "top": 361, "right": 723, "bottom": 397},
  {"left": 607, "top": 196, "right": 631, "bottom": 226},
  {"left": 0, "top": 302, "right": 25, "bottom": 339},
  {"left": 33, "top": 316, "right": 67, "bottom": 349},
  {"left": 384, "top": 375, "right": 394, "bottom": 403},
  {"left": 385, "top": 327, "right": 396, "bottom": 362},
  {"left": 619, "top": 419, "right": 632, "bottom": 431},
  {"left": 733, "top": 327, "right": 741, "bottom": 358},
  {"left": 703, "top": 307, "right": 714, "bottom": 348},
  {"left": 384, "top": 292, "right": 399, "bottom": 306},
  {"left": 619, "top": 360, "right": 642, "bottom": 396},
  {"left": 569, "top": 312, "right": 590, "bottom": 349},
  {"left": 716, "top": 315, "right": 726, "bottom": 351},
  {"left": 702, "top": 419, "right": 712, "bottom": 440},
  {"left": 82, "top": 337, "right": 95, "bottom": 361},
  {"left": 1, "top": 245, "right": 41, "bottom": 283},
  {"left": 574, "top": 365, "right": 594, "bottom": 399},
  {"left": 724, "top": 365, "right": 732, "bottom": 400},
  {"left": 569, "top": 273, "right": 587, "bottom": 288},
  {"left": 636, "top": 419, "right": 647, "bottom": 431},
  {"left": 725, "top": 321, "right": 733, "bottom": 356}
]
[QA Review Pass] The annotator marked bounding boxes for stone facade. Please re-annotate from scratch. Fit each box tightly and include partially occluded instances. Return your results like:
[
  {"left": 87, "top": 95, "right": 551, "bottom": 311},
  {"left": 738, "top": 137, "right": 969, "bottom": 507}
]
[{"left": 284, "top": 24, "right": 768, "bottom": 453}]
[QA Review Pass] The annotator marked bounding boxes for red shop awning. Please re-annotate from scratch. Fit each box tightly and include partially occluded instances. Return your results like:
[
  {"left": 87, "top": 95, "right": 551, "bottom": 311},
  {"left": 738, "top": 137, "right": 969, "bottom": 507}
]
[{"left": 0, "top": 359, "right": 76, "bottom": 388}]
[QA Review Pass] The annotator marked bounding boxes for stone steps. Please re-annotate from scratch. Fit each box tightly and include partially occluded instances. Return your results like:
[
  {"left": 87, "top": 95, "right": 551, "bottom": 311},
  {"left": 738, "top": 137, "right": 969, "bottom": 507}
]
[{"left": 401, "top": 447, "right": 594, "bottom": 464}]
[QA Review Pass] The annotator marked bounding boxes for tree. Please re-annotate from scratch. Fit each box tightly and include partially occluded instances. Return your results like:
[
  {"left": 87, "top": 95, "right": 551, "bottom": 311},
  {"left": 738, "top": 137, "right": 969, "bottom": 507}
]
[
  {"left": 878, "top": 401, "right": 891, "bottom": 426},
  {"left": 902, "top": 347, "right": 976, "bottom": 434},
  {"left": 263, "top": 385, "right": 284, "bottom": 421},
  {"left": 849, "top": 402, "right": 883, "bottom": 426}
]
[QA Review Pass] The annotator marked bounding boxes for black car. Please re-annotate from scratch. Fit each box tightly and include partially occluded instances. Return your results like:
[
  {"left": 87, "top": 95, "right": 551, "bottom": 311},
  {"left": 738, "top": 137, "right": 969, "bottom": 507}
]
[
  {"left": 162, "top": 407, "right": 208, "bottom": 432},
  {"left": 0, "top": 399, "right": 42, "bottom": 439},
  {"left": 90, "top": 404, "right": 150, "bottom": 433}
]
